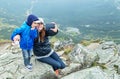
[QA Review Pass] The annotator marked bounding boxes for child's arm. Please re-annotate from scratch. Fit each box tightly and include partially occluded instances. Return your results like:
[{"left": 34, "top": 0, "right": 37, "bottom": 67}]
[
  {"left": 30, "top": 28, "right": 37, "bottom": 39},
  {"left": 11, "top": 26, "right": 25, "bottom": 41}
]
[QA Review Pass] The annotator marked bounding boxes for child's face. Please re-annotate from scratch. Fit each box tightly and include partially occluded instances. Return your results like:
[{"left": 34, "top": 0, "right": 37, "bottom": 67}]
[
  {"left": 31, "top": 22, "right": 39, "bottom": 28},
  {"left": 37, "top": 23, "right": 44, "bottom": 32}
]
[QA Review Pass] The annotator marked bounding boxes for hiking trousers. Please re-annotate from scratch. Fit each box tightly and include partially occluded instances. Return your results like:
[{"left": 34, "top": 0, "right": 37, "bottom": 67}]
[{"left": 37, "top": 52, "right": 66, "bottom": 71}]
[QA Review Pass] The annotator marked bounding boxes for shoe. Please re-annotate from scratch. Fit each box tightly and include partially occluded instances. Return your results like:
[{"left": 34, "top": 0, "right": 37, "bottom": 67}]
[
  {"left": 29, "top": 63, "right": 32, "bottom": 67},
  {"left": 55, "top": 70, "right": 59, "bottom": 76},
  {"left": 25, "top": 65, "right": 32, "bottom": 71}
]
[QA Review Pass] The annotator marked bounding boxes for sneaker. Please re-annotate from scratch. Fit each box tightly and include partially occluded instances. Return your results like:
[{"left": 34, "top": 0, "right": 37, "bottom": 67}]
[
  {"left": 55, "top": 70, "right": 59, "bottom": 76},
  {"left": 25, "top": 65, "right": 32, "bottom": 71},
  {"left": 29, "top": 63, "right": 32, "bottom": 67}
]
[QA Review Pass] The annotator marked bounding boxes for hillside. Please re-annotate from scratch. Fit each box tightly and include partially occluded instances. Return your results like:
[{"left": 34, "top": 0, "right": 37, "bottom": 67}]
[{"left": 0, "top": 0, "right": 120, "bottom": 43}]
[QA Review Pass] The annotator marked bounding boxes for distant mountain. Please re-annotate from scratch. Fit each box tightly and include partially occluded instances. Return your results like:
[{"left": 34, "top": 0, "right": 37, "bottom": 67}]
[{"left": 0, "top": 0, "right": 120, "bottom": 43}]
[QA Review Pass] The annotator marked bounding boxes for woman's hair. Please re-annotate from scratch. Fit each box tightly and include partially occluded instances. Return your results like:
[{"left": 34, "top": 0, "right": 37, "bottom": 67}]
[
  {"left": 39, "top": 27, "right": 45, "bottom": 42},
  {"left": 34, "top": 26, "right": 46, "bottom": 43}
]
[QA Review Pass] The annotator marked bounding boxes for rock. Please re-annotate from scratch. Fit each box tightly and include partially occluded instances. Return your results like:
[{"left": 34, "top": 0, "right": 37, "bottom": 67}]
[
  {"left": 56, "top": 51, "right": 65, "bottom": 56},
  {"left": 10, "top": 44, "right": 21, "bottom": 54},
  {"left": 1, "top": 41, "right": 120, "bottom": 79},
  {"left": 0, "top": 44, "right": 58, "bottom": 79},
  {"left": 95, "top": 41, "right": 118, "bottom": 64},
  {"left": 69, "top": 44, "right": 98, "bottom": 68},
  {"left": 0, "top": 43, "right": 11, "bottom": 55},
  {"left": 60, "top": 63, "right": 81, "bottom": 77},
  {"left": 53, "top": 39, "right": 74, "bottom": 51},
  {"left": 61, "top": 66, "right": 109, "bottom": 79},
  {"left": 117, "top": 44, "right": 120, "bottom": 56},
  {"left": 86, "top": 43, "right": 100, "bottom": 50},
  {"left": 101, "top": 41, "right": 117, "bottom": 50}
]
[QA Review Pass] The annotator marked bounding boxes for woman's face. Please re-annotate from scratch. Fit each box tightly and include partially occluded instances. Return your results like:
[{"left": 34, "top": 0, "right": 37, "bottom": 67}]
[{"left": 37, "top": 23, "right": 44, "bottom": 32}]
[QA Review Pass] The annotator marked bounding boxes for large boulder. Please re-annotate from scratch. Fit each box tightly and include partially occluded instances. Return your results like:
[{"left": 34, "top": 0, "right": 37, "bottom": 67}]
[
  {"left": 95, "top": 41, "right": 118, "bottom": 64},
  {"left": 53, "top": 39, "right": 74, "bottom": 51},
  {"left": 0, "top": 44, "right": 58, "bottom": 79},
  {"left": 69, "top": 44, "right": 98, "bottom": 67},
  {"left": 61, "top": 66, "right": 110, "bottom": 79},
  {"left": 68, "top": 42, "right": 120, "bottom": 79}
]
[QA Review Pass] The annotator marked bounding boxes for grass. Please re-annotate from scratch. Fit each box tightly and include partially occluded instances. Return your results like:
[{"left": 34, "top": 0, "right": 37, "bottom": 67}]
[
  {"left": 50, "top": 36, "right": 59, "bottom": 44},
  {"left": 64, "top": 46, "right": 73, "bottom": 55},
  {"left": 80, "top": 39, "right": 102, "bottom": 46},
  {"left": 0, "top": 39, "right": 11, "bottom": 46},
  {"left": 91, "top": 62, "right": 107, "bottom": 69},
  {"left": 0, "top": 39, "right": 11, "bottom": 43}
]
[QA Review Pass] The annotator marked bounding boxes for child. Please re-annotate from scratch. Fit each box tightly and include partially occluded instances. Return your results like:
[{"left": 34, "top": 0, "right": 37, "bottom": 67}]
[{"left": 11, "top": 14, "right": 40, "bottom": 70}]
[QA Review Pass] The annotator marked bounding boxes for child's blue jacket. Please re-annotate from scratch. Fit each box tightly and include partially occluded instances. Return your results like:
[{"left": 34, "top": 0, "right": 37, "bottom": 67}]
[{"left": 11, "top": 22, "right": 37, "bottom": 50}]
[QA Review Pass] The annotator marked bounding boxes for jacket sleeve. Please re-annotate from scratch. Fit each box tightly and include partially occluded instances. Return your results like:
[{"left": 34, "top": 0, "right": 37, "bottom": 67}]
[
  {"left": 45, "top": 23, "right": 58, "bottom": 36},
  {"left": 30, "top": 28, "right": 38, "bottom": 39},
  {"left": 10, "top": 26, "right": 25, "bottom": 41},
  {"left": 46, "top": 29, "right": 58, "bottom": 36}
]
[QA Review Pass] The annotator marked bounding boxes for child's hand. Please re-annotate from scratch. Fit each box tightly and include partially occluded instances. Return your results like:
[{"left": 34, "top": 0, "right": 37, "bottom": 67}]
[
  {"left": 13, "top": 35, "right": 20, "bottom": 42},
  {"left": 31, "top": 26, "right": 38, "bottom": 30},
  {"left": 12, "top": 35, "right": 20, "bottom": 45},
  {"left": 12, "top": 41, "right": 19, "bottom": 45},
  {"left": 31, "top": 27, "right": 35, "bottom": 30},
  {"left": 31, "top": 23, "right": 38, "bottom": 30}
]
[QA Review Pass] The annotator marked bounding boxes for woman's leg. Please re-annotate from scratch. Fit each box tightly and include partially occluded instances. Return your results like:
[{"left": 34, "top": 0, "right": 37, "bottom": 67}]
[
  {"left": 37, "top": 57, "right": 61, "bottom": 71},
  {"left": 50, "top": 52, "right": 66, "bottom": 69}
]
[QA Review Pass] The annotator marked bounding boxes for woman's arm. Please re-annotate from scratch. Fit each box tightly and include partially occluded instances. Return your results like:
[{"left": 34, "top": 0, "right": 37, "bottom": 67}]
[
  {"left": 46, "top": 22, "right": 58, "bottom": 36},
  {"left": 50, "top": 23, "right": 58, "bottom": 33}
]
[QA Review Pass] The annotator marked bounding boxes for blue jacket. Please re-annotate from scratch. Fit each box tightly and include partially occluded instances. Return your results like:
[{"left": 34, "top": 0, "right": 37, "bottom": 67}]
[
  {"left": 33, "top": 24, "right": 58, "bottom": 56},
  {"left": 11, "top": 22, "right": 37, "bottom": 49}
]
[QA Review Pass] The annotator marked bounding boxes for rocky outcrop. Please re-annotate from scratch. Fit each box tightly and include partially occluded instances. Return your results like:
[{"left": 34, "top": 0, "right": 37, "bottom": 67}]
[
  {"left": 69, "top": 44, "right": 98, "bottom": 68},
  {"left": 64, "top": 41, "right": 120, "bottom": 79},
  {"left": 61, "top": 66, "right": 110, "bottom": 79},
  {"left": 0, "top": 44, "right": 57, "bottom": 79},
  {"left": 0, "top": 41, "right": 120, "bottom": 79},
  {"left": 53, "top": 39, "right": 74, "bottom": 51}
]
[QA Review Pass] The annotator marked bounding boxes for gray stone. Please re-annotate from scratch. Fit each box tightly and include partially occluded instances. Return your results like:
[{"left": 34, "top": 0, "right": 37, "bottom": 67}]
[
  {"left": 69, "top": 44, "right": 98, "bottom": 67},
  {"left": 61, "top": 66, "right": 109, "bottom": 79},
  {"left": 0, "top": 44, "right": 58, "bottom": 79}
]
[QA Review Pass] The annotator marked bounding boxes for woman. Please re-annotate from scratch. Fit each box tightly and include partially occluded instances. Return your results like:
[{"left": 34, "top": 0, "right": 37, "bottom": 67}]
[{"left": 33, "top": 18, "right": 65, "bottom": 75}]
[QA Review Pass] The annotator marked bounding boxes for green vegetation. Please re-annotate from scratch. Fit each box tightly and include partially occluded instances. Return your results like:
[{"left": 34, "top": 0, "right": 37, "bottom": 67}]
[
  {"left": 64, "top": 46, "right": 73, "bottom": 55},
  {"left": 50, "top": 36, "right": 59, "bottom": 44},
  {"left": 114, "top": 65, "right": 119, "bottom": 74},
  {"left": 50, "top": 37, "right": 59, "bottom": 48},
  {"left": 80, "top": 39, "right": 102, "bottom": 46},
  {"left": 0, "top": 18, "right": 18, "bottom": 39},
  {"left": 0, "top": 39, "right": 11, "bottom": 43},
  {"left": 91, "top": 62, "right": 107, "bottom": 69},
  {"left": 113, "top": 48, "right": 118, "bottom": 56}
]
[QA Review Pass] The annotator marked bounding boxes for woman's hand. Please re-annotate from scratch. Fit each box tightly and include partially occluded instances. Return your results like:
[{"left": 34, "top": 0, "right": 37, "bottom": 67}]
[{"left": 50, "top": 22, "right": 58, "bottom": 32}]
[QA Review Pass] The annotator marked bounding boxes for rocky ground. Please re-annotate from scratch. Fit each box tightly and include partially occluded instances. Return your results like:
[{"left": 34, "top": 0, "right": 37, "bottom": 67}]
[{"left": 0, "top": 40, "right": 120, "bottom": 79}]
